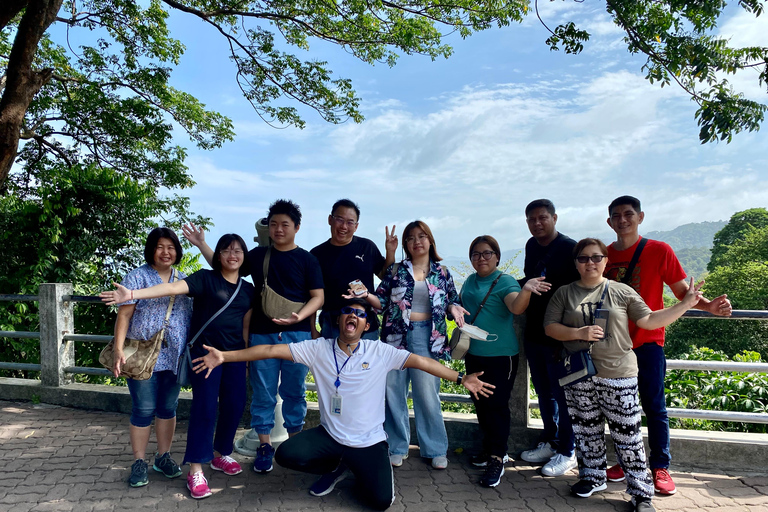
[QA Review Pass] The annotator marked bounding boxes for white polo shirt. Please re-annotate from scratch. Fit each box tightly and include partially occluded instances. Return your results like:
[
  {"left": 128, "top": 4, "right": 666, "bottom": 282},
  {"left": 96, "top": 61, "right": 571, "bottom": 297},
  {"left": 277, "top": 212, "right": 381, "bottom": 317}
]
[{"left": 289, "top": 337, "right": 410, "bottom": 448}]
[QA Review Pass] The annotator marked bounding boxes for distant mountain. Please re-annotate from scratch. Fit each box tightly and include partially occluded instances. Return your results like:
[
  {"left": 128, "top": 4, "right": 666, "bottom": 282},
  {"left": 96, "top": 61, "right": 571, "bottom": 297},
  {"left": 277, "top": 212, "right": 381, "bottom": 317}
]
[{"left": 645, "top": 221, "right": 726, "bottom": 249}]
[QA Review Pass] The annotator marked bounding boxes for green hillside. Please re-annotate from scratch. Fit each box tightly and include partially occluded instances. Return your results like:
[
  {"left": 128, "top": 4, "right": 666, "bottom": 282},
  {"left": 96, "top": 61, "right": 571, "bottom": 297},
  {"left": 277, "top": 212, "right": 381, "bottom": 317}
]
[{"left": 645, "top": 221, "right": 726, "bottom": 249}]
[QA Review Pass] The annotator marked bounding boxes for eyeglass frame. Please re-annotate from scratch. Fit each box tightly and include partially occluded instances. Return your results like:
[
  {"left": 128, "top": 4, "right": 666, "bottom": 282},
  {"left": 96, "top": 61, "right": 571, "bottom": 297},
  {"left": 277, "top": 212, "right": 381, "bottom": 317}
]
[
  {"left": 330, "top": 215, "right": 358, "bottom": 228},
  {"left": 470, "top": 250, "right": 496, "bottom": 261},
  {"left": 404, "top": 234, "right": 429, "bottom": 244}
]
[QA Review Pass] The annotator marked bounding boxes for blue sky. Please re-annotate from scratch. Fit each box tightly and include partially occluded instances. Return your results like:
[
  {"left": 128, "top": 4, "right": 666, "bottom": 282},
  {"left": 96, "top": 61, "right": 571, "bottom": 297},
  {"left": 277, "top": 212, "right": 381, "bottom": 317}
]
[{"left": 160, "top": 2, "right": 768, "bottom": 260}]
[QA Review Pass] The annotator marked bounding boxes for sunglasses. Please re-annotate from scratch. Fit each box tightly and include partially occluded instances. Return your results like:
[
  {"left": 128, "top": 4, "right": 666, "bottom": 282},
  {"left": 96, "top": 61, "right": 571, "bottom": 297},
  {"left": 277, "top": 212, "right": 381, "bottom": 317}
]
[
  {"left": 340, "top": 306, "right": 367, "bottom": 318},
  {"left": 575, "top": 255, "right": 607, "bottom": 264}
]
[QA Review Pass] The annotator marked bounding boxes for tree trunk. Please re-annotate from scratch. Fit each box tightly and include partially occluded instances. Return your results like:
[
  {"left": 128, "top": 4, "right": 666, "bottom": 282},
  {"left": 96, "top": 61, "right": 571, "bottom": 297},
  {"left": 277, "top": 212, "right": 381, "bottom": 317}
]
[{"left": 0, "top": 0, "right": 63, "bottom": 191}]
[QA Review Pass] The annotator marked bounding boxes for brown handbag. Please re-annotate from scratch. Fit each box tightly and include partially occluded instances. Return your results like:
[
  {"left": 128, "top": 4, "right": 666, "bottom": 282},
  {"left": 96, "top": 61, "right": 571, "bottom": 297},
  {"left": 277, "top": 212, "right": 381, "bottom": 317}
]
[
  {"left": 99, "top": 270, "right": 178, "bottom": 380},
  {"left": 260, "top": 246, "right": 306, "bottom": 319}
]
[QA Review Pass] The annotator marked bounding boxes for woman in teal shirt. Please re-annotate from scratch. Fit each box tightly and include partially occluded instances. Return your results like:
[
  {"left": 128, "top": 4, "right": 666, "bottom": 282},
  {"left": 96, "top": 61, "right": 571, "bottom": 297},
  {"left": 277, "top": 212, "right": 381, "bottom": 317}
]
[{"left": 460, "top": 235, "right": 549, "bottom": 488}]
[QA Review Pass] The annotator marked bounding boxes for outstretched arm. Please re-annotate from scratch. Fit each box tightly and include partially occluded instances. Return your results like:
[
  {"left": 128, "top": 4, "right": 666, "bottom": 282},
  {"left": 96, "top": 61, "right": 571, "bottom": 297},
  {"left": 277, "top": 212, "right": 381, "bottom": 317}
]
[
  {"left": 669, "top": 278, "right": 732, "bottom": 317},
  {"left": 505, "top": 277, "right": 551, "bottom": 315},
  {"left": 404, "top": 354, "right": 494, "bottom": 400},
  {"left": 192, "top": 343, "right": 293, "bottom": 378},
  {"left": 637, "top": 278, "right": 703, "bottom": 330},
  {"left": 100, "top": 280, "right": 190, "bottom": 306}
]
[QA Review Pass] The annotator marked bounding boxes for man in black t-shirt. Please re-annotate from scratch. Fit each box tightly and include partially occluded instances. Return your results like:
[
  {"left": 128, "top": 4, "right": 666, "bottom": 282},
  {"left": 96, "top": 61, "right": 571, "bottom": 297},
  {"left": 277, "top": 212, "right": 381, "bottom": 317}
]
[
  {"left": 183, "top": 199, "right": 324, "bottom": 476},
  {"left": 310, "top": 199, "right": 397, "bottom": 339},
  {"left": 518, "top": 199, "right": 580, "bottom": 477}
]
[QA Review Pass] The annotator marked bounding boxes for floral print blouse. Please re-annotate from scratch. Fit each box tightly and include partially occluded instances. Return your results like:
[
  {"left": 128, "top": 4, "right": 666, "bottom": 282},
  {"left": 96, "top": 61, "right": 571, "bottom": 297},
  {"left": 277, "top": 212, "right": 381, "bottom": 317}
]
[
  {"left": 122, "top": 264, "right": 193, "bottom": 373},
  {"left": 374, "top": 259, "right": 460, "bottom": 359}
]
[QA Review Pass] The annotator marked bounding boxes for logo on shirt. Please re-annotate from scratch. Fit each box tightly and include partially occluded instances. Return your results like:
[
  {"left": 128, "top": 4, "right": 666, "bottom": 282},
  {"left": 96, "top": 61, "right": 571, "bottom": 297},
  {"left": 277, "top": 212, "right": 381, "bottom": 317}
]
[
  {"left": 361, "top": 362, "right": 370, "bottom": 370},
  {"left": 355, "top": 254, "right": 365, "bottom": 262}
]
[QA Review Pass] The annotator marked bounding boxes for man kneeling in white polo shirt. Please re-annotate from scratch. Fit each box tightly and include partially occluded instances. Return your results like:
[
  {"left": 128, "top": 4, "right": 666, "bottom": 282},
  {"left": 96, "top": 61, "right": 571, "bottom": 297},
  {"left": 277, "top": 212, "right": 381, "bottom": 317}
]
[{"left": 193, "top": 298, "right": 494, "bottom": 510}]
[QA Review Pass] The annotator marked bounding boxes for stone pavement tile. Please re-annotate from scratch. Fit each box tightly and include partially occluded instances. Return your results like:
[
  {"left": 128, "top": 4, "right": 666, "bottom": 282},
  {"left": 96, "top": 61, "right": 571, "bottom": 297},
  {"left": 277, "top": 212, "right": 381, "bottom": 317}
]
[
  {"left": 732, "top": 495, "right": 768, "bottom": 507},
  {"left": 29, "top": 500, "right": 75, "bottom": 512}
]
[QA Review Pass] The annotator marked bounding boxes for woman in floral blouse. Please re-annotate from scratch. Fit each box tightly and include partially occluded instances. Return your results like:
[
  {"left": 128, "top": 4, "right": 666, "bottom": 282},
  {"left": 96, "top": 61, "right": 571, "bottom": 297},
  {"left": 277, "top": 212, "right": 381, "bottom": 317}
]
[
  {"left": 109, "top": 228, "right": 192, "bottom": 488},
  {"left": 359, "top": 220, "right": 467, "bottom": 469}
]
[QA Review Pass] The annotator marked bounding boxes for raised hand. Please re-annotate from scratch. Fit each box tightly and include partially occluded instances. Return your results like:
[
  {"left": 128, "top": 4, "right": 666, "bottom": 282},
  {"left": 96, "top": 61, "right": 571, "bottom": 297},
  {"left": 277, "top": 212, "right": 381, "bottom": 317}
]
[
  {"left": 523, "top": 276, "right": 552, "bottom": 296},
  {"left": 192, "top": 345, "right": 224, "bottom": 378},
  {"left": 99, "top": 283, "right": 132, "bottom": 305},
  {"left": 385, "top": 225, "right": 398, "bottom": 254},
  {"left": 462, "top": 371, "right": 495, "bottom": 400},
  {"left": 182, "top": 222, "right": 205, "bottom": 247},
  {"left": 272, "top": 312, "right": 301, "bottom": 326},
  {"left": 682, "top": 277, "right": 704, "bottom": 308},
  {"left": 448, "top": 304, "right": 470, "bottom": 328}
]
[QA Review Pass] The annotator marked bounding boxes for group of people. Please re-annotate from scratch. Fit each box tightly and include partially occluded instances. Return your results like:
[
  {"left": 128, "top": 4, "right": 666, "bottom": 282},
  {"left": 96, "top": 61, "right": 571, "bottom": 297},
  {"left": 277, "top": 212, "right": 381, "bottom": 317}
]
[{"left": 99, "top": 195, "right": 731, "bottom": 512}]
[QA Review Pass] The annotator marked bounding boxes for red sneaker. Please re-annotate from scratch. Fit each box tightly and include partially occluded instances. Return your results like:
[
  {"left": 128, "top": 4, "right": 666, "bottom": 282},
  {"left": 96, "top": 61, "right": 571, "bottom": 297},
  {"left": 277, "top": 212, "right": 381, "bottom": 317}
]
[
  {"left": 211, "top": 455, "right": 243, "bottom": 476},
  {"left": 606, "top": 464, "right": 626, "bottom": 482},
  {"left": 187, "top": 471, "right": 212, "bottom": 499},
  {"left": 653, "top": 468, "right": 677, "bottom": 495}
]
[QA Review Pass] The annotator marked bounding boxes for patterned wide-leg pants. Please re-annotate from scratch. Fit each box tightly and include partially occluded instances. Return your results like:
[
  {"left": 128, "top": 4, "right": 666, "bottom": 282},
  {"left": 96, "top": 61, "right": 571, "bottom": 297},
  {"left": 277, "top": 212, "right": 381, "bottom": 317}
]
[{"left": 564, "top": 376, "right": 653, "bottom": 499}]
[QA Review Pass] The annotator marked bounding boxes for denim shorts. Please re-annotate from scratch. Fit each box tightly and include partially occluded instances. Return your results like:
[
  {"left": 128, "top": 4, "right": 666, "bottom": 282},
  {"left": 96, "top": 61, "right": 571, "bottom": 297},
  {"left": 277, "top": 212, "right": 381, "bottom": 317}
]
[{"left": 126, "top": 370, "right": 181, "bottom": 427}]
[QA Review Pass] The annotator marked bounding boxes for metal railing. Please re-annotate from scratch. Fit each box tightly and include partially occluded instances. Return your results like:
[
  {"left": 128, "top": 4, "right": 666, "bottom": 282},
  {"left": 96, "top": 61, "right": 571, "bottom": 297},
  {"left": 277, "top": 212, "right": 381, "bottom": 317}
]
[{"left": 1, "top": 284, "right": 767, "bottom": 424}]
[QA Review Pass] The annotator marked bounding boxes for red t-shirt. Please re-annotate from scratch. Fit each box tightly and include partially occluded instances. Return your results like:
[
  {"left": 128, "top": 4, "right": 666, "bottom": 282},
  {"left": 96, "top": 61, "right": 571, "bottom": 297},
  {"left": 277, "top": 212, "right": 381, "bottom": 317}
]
[{"left": 605, "top": 237, "right": 687, "bottom": 348}]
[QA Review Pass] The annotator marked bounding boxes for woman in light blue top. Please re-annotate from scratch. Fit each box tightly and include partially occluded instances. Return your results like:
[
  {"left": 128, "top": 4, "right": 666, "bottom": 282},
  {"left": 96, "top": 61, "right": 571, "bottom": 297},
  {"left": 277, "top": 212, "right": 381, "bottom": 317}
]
[
  {"left": 110, "top": 228, "right": 192, "bottom": 488},
  {"left": 460, "top": 235, "right": 549, "bottom": 487}
]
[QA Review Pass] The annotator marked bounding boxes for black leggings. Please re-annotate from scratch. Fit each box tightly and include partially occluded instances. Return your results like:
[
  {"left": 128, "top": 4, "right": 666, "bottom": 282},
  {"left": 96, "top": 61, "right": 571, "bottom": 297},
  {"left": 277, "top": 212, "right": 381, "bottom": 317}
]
[
  {"left": 275, "top": 426, "right": 394, "bottom": 510},
  {"left": 465, "top": 353, "right": 519, "bottom": 458}
]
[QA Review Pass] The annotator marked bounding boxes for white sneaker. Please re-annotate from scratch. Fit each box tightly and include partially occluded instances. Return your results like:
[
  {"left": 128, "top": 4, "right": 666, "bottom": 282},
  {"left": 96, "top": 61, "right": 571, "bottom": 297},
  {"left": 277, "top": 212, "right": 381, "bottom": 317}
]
[
  {"left": 541, "top": 453, "right": 578, "bottom": 476},
  {"left": 520, "top": 442, "right": 556, "bottom": 463},
  {"left": 431, "top": 456, "right": 448, "bottom": 469},
  {"left": 390, "top": 453, "right": 408, "bottom": 467}
]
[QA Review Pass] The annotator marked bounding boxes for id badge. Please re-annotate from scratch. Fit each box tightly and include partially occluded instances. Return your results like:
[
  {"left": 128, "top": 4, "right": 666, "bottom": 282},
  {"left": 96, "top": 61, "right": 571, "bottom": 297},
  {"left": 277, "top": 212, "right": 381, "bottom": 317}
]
[{"left": 331, "top": 392, "right": 343, "bottom": 416}]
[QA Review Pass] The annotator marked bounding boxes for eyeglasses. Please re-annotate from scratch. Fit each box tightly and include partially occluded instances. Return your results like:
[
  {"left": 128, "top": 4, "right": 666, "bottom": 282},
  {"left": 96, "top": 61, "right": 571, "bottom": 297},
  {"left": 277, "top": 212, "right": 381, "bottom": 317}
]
[
  {"left": 470, "top": 250, "right": 496, "bottom": 261},
  {"left": 331, "top": 215, "right": 358, "bottom": 228},
  {"left": 221, "top": 249, "right": 244, "bottom": 255},
  {"left": 575, "top": 255, "right": 607, "bottom": 264},
  {"left": 404, "top": 234, "right": 429, "bottom": 244},
  {"left": 340, "top": 306, "right": 367, "bottom": 318}
]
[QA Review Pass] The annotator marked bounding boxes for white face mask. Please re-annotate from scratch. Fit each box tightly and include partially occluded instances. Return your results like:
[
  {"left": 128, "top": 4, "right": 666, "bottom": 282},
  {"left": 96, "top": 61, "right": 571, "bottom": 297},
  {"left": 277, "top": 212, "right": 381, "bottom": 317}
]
[{"left": 459, "top": 324, "right": 498, "bottom": 342}]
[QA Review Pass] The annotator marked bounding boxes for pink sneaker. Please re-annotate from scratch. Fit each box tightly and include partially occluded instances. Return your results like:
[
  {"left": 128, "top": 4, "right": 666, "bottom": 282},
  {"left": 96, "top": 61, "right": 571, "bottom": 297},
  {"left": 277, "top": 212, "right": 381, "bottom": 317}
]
[
  {"left": 187, "top": 471, "right": 212, "bottom": 499},
  {"left": 211, "top": 455, "right": 243, "bottom": 476}
]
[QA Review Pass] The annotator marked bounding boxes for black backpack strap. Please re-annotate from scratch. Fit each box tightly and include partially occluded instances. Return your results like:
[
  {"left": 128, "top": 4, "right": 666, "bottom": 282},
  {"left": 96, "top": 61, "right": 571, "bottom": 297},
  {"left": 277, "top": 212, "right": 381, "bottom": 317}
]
[{"left": 621, "top": 238, "right": 648, "bottom": 285}]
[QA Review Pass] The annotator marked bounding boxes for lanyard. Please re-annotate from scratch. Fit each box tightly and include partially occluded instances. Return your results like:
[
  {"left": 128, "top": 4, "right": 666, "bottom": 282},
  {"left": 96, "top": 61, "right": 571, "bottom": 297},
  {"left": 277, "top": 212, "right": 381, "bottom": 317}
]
[
  {"left": 581, "top": 280, "right": 610, "bottom": 326},
  {"left": 332, "top": 339, "right": 360, "bottom": 390}
]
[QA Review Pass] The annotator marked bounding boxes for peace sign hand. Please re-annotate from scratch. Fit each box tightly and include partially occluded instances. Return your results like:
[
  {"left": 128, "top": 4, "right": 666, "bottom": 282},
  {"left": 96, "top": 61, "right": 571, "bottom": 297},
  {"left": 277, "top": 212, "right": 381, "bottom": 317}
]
[{"left": 385, "top": 225, "right": 398, "bottom": 254}]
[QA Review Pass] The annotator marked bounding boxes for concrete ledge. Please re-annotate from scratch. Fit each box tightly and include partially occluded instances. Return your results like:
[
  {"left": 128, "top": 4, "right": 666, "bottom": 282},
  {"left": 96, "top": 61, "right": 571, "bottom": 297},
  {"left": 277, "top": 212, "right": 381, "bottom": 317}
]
[{"left": 3, "top": 378, "right": 766, "bottom": 472}]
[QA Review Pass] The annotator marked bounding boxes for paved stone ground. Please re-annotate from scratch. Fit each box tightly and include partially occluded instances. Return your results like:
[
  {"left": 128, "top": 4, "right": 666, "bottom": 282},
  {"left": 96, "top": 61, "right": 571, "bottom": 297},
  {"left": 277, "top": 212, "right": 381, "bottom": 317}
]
[{"left": 2, "top": 400, "right": 768, "bottom": 512}]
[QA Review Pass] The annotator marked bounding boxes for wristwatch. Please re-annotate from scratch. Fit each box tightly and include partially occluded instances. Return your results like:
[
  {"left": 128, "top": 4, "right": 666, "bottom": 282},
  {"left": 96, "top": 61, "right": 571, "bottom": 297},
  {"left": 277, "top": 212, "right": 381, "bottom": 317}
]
[{"left": 456, "top": 372, "right": 464, "bottom": 385}]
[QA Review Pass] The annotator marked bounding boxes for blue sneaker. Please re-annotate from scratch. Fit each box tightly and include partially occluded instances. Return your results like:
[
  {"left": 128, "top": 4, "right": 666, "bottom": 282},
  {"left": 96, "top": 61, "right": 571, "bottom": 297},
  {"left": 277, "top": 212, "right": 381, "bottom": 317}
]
[
  {"left": 253, "top": 443, "right": 275, "bottom": 474},
  {"left": 309, "top": 464, "right": 348, "bottom": 497}
]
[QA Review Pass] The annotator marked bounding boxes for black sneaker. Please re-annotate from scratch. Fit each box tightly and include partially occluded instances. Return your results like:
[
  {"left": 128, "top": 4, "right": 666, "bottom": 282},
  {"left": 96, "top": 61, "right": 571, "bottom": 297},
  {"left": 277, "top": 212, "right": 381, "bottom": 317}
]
[
  {"left": 471, "top": 453, "right": 510, "bottom": 467},
  {"left": 253, "top": 443, "right": 275, "bottom": 473},
  {"left": 571, "top": 479, "right": 607, "bottom": 498},
  {"left": 128, "top": 459, "right": 149, "bottom": 487},
  {"left": 309, "top": 464, "right": 348, "bottom": 497},
  {"left": 153, "top": 452, "right": 182, "bottom": 478},
  {"left": 633, "top": 496, "right": 656, "bottom": 512},
  {"left": 479, "top": 457, "right": 505, "bottom": 488}
]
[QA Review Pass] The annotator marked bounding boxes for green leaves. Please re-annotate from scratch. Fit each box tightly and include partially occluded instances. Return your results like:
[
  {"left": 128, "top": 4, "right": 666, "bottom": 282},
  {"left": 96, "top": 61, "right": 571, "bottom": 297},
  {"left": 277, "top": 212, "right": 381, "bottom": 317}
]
[
  {"left": 666, "top": 347, "right": 768, "bottom": 433},
  {"left": 605, "top": 0, "right": 768, "bottom": 143}
]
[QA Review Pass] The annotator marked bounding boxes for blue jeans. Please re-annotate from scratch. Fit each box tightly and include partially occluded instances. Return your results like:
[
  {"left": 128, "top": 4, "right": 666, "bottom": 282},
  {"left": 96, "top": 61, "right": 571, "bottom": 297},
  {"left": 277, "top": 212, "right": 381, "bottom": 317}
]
[
  {"left": 524, "top": 340, "right": 574, "bottom": 457},
  {"left": 634, "top": 342, "right": 671, "bottom": 469},
  {"left": 320, "top": 311, "right": 379, "bottom": 340},
  {"left": 249, "top": 332, "right": 310, "bottom": 434},
  {"left": 384, "top": 321, "right": 448, "bottom": 458},
  {"left": 126, "top": 370, "right": 181, "bottom": 428},
  {"left": 184, "top": 361, "right": 247, "bottom": 464}
]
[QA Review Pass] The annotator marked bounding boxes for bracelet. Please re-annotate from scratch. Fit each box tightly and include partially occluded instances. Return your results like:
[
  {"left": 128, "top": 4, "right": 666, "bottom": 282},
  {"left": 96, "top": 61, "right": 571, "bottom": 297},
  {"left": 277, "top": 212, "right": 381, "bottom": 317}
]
[
  {"left": 130, "top": 290, "right": 134, "bottom": 300},
  {"left": 456, "top": 371, "right": 464, "bottom": 385}
]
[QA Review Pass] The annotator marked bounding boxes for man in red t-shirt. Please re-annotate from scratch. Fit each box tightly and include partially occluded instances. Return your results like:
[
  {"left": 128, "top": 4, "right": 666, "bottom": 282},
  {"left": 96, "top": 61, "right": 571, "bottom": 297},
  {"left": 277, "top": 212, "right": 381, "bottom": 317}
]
[{"left": 603, "top": 196, "right": 732, "bottom": 495}]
